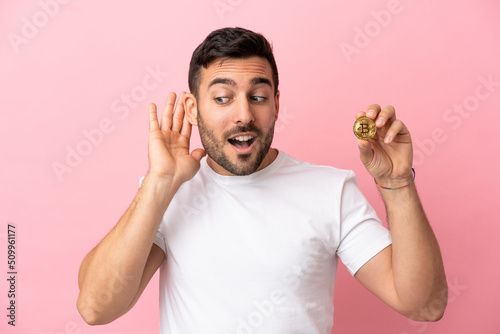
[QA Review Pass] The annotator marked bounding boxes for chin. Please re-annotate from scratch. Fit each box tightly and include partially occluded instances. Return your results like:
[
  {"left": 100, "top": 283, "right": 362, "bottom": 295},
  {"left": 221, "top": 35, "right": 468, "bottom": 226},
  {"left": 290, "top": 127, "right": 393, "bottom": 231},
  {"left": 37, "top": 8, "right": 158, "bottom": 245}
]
[{"left": 212, "top": 149, "right": 265, "bottom": 176}]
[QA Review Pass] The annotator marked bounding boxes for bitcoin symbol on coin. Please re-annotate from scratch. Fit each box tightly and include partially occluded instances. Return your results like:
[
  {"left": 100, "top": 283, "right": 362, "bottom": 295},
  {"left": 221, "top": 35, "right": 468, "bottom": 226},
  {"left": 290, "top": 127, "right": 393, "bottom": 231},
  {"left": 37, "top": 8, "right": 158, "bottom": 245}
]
[{"left": 353, "top": 116, "right": 376, "bottom": 140}]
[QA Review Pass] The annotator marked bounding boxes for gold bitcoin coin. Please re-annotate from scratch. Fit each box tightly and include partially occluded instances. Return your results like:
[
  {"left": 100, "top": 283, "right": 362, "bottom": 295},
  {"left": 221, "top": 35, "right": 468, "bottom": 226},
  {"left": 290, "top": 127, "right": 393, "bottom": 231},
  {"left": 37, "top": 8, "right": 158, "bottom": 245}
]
[{"left": 353, "top": 116, "right": 376, "bottom": 140}]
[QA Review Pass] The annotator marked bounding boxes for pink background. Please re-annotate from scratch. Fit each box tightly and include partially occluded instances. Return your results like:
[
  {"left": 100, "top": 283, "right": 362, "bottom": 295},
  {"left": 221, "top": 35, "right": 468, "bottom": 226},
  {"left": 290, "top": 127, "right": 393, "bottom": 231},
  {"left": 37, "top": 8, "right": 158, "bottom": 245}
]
[{"left": 1, "top": 0, "right": 499, "bottom": 333}]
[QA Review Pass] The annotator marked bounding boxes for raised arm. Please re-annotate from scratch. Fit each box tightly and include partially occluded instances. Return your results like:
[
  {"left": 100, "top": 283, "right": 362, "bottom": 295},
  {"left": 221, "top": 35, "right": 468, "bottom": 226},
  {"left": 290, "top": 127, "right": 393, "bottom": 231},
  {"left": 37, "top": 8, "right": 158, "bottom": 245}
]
[
  {"left": 353, "top": 105, "right": 447, "bottom": 321},
  {"left": 76, "top": 92, "right": 205, "bottom": 325}
]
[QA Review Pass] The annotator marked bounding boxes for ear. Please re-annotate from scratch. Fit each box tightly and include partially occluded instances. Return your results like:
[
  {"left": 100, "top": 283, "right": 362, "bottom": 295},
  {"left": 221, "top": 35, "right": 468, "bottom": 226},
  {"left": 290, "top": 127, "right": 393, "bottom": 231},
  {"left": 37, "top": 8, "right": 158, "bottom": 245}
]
[
  {"left": 183, "top": 93, "right": 198, "bottom": 126},
  {"left": 274, "top": 90, "right": 280, "bottom": 122}
]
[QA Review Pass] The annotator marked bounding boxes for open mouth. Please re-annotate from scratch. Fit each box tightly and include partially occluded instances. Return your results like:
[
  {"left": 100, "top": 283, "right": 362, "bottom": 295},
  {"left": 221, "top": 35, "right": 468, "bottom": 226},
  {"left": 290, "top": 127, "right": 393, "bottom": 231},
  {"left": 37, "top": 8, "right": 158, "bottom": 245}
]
[{"left": 228, "top": 135, "right": 256, "bottom": 150}]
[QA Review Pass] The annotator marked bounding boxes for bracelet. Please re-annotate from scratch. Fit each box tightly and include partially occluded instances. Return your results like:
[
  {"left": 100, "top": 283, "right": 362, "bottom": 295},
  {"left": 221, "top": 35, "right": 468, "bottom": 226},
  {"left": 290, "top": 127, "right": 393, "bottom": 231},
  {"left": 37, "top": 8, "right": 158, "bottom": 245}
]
[{"left": 374, "top": 168, "right": 415, "bottom": 190}]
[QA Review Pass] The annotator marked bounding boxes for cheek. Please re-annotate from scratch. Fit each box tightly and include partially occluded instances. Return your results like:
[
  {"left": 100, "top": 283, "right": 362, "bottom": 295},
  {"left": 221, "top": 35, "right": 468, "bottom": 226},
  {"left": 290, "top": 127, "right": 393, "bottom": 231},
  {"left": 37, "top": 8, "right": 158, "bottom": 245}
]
[
  {"left": 211, "top": 117, "right": 229, "bottom": 132},
  {"left": 263, "top": 111, "right": 278, "bottom": 127},
  {"left": 201, "top": 115, "right": 229, "bottom": 139}
]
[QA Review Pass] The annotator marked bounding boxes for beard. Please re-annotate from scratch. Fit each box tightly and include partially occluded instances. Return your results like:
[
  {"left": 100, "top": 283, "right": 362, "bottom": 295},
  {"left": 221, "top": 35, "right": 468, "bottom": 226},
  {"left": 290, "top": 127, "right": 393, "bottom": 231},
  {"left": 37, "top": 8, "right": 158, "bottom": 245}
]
[{"left": 197, "top": 108, "right": 275, "bottom": 176}]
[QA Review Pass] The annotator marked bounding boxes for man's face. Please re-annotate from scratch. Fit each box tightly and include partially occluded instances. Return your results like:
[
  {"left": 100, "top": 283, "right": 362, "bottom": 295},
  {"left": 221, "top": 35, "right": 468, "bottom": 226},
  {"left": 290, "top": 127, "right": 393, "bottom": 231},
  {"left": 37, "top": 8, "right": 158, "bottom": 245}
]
[{"left": 192, "top": 56, "right": 279, "bottom": 176}]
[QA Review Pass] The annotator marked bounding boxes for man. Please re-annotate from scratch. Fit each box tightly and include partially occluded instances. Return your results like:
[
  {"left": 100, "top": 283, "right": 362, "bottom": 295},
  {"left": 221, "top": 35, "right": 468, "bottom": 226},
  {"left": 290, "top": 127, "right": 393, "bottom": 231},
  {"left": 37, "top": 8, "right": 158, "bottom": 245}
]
[{"left": 77, "top": 27, "right": 447, "bottom": 333}]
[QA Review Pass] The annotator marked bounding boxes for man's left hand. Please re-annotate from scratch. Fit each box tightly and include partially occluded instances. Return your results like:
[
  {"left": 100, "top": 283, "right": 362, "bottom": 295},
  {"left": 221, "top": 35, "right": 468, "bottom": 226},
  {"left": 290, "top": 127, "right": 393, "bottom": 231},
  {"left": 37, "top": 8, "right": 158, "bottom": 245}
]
[{"left": 356, "top": 104, "right": 413, "bottom": 187}]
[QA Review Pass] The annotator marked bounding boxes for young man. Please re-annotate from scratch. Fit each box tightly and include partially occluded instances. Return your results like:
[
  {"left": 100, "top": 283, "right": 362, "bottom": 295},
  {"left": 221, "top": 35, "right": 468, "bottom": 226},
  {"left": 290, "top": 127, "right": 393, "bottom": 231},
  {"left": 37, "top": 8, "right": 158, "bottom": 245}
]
[{"left": 77, "top": 27, "right": 447, "bottom": 333}]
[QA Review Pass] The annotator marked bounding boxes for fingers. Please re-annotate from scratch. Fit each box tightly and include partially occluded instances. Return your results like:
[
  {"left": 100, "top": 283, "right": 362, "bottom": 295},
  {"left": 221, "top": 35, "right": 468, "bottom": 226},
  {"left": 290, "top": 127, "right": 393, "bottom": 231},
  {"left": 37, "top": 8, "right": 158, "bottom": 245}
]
[
  {"left": 160, "top": 92, "right": 176, "bottom": 131},
  {"left": 180, "top": 102, "right": 192, "bottom": 139},
  {"left": 360, "top": 104, "right": 405, "bottom": 144},
  {"left": 383, "top": 119, "right": 409, "bottom": 144},
  {"left": 365, "top": 104, "right": 381, "bottom": 119},
  {"left": 355, "top": 111, "right": 366, "bottom": 119},
  {"left": 160, "top": 92, "right": 189, "bottom": 135},
  {"left": 357, "top": 137, "right": 374, "bottom": 165},
  {"left": 172, "top": 92, "right": 186, "bottom": 133},
  {"left": 149, "top": 103, "right": 160, "bottom": 132},
  {"left": 191, "top": 148, "right": 206, "bottom": 162},
  {"left": 365, "top": 104, "right": 396, "bottom": 128}
]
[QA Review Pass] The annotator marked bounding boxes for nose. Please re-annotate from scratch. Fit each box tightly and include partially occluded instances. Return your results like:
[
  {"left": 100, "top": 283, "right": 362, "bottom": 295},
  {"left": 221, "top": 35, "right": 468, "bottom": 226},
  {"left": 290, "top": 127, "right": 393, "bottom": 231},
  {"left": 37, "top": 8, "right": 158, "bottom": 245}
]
[{"left": 232, "top": 97, "right": 255, "bottom": 125}]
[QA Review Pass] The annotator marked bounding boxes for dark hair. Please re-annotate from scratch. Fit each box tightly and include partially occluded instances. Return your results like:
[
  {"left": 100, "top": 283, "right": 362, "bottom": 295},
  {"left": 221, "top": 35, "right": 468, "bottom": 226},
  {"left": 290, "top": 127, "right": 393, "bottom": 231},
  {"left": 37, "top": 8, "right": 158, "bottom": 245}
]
[{"left": 188, "top": 27, "right": 279, "bottom": 99}]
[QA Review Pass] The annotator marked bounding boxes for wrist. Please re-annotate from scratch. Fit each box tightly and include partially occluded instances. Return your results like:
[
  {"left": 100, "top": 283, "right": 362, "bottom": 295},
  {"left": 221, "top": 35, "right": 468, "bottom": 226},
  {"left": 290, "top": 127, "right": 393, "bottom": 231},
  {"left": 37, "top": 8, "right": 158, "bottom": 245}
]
[
  {"left": 374, "top": 168, "right": 415, "bottom": 190},
  {"left": 143, "top": 172, "right": 180, "bottom": 195},
  {"left": 138, "top": 173, "right": 181, "bottom": 212}
]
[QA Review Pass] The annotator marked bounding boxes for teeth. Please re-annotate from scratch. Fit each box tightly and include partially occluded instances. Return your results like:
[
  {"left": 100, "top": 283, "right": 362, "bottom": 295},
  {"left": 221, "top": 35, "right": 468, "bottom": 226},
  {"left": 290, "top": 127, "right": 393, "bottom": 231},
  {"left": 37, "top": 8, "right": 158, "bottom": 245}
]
[{"left": 234, "top": 135, "right": 253, "bottom": 141}]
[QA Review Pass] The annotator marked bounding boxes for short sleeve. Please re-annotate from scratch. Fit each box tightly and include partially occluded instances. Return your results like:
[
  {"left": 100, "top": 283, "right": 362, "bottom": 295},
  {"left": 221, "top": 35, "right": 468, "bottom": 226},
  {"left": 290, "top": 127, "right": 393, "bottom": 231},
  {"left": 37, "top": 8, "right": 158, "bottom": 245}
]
[
  {"left": 153, "top": 231, "right": 167, "bottom": 255},
  {"left": 336, "top": 171, "right": 392, "bottom": 276}
]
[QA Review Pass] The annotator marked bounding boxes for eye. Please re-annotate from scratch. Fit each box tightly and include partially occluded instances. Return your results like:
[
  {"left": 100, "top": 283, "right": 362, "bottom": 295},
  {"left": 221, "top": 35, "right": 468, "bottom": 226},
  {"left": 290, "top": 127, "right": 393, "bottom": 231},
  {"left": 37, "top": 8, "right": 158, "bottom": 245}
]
[
  {"left": 250, "top": 96, "right": 267, "bottom": 102},
  {"left": 214, "top": 97, "right": 230, "bottom": 104}
]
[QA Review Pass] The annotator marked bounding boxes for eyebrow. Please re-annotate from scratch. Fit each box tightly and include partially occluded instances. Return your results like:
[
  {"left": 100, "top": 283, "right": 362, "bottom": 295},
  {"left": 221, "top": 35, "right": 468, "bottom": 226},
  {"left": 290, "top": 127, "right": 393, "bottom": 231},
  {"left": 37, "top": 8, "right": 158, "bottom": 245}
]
[
  {"left": 250, "top": 77, "right": 272, "bottom": 87},
  {"left": 208, "top": 78, "right": 236, "bottom": 88},
  {"left": 208, "top": 76, "right": 273, "bottom": 89}
]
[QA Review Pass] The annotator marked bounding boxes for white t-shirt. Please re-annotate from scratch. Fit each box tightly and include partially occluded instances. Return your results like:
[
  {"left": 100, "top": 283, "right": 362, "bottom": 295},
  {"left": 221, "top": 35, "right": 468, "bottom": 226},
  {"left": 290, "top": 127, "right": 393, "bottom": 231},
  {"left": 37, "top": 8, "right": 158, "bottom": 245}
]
[{"left": 152, "top": 151, "right": 391, "bottom": 334}]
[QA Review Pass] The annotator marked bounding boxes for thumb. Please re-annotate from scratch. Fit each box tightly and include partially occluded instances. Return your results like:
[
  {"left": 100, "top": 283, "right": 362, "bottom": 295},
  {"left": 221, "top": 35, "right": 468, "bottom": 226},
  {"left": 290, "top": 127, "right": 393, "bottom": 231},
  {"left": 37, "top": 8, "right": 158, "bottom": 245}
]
[
  {"left": 357, "top": 139, "right": 374, "bottom": 166},
  {"left": 191, "top": 148, "right": 206, "bottom": 162}
]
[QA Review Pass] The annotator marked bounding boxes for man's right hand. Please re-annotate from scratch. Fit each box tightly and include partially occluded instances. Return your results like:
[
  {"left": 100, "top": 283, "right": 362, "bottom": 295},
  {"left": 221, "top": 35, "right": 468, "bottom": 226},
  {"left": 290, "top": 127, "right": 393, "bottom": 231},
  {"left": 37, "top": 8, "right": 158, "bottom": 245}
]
[
  {"left": 77, "top": 92, "right": 204, "bottom": 325},
  {"left": 148, "top": 92, "right": 206, "bottom": 187}
]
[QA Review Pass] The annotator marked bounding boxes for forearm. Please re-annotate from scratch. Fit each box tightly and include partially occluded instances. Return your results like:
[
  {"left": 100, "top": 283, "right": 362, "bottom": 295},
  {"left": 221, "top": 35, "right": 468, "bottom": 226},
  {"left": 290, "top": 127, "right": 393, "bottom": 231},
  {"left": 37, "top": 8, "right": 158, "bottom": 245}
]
[
  {"left": 381, "top": 183, "right": 447, "bottom": 320},
  {"left": 77, "top": 174, "right": 176, "bottom": 323}
]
